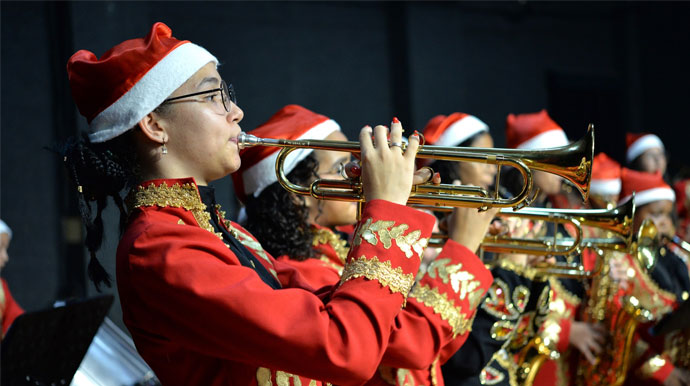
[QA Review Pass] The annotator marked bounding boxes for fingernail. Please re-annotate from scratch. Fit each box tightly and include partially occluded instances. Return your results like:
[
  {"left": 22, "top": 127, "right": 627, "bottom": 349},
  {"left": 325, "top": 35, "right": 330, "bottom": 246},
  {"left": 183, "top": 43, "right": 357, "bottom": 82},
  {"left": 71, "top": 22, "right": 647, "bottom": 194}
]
[
  {"left": 414, "top": 130, "right": 420, "bottom": 136},
  {"left": 410, "top": 134, "right": 419, "bottom": 140},
  {"left": 392, "top": 117, "right": 400, "bottom": 124},
  {"left": 434, "top": 172, "right": 440, "bottom": 179}
]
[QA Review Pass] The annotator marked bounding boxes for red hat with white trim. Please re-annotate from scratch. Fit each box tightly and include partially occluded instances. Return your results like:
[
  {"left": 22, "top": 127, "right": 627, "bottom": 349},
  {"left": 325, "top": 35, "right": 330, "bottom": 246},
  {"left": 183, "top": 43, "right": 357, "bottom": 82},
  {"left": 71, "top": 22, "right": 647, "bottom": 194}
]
[
  {"left": 625, "top": 132, "right": 665, "bottom": 163},
  {"left": 422, "top": 112, "right": 489, "bottom": 147},
  {"left": 232, "top": 105, "right": 340, "bottom": 203},
  {"left": 505, "top": 109, "right": 568, "bottom": 149},
  {"left": 67, "top": 22, "right": 218, "bottom": 143},
  {"left": 619, "top": 168, "right": 675, "bottom": 206},
  {"left": 590, "top": 153, "right": 621, "bottom": 196}
]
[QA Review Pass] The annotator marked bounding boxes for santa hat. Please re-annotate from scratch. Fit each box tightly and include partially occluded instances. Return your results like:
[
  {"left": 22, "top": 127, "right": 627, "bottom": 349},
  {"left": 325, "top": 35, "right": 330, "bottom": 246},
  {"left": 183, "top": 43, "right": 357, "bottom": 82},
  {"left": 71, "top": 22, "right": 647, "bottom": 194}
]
[
  {"left": 505, "top": 109, "right": 568, "bottom": 149},
  {"left": 422, "top": 112, "right": 489, "bottom": 147},
  {"left": 67, "top": 22, "right": 218, "bottom": 143},
  {"left": 0, "top": 219, "right": 12, "bottom": 240},
  {"left": 232, "top": 105, "right": 340, "bottom": 203},
  {"left": 590, "top": 153, "right": 621, "bottom": 196},
  {"left": 625, "top": 133, "right": 665, "bottom": 163},
  {"left": 619, "top": 168, "right": 675, "bottom": 207}
]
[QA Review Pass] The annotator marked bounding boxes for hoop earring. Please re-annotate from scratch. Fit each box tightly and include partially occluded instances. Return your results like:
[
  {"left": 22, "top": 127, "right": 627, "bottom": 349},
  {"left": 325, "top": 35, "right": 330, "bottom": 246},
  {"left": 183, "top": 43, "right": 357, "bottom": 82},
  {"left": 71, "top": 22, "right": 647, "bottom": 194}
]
[{"left": 161, "top": 143, "right": 168, "bottom": 155}]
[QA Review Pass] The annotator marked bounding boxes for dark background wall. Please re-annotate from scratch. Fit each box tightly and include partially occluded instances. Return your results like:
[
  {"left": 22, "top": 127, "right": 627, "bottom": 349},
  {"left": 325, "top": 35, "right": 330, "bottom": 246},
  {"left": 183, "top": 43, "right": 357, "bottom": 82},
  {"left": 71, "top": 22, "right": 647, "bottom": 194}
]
[{"left": 2, "top": 1, "right": 689, "bottom": 332}]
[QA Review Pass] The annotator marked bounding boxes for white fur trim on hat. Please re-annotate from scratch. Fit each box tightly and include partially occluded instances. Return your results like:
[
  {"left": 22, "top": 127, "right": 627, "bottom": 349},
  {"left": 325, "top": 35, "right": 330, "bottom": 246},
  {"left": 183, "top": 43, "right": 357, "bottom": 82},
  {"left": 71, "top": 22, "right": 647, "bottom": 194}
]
[
  {"left": 88, "top": 43, "right": 218, "bottom": 143},
  {"left": 516, "top": 129, "right": 569, "bottom": 150},
  {"left": 590, "top": 179, "right": 622, "bottom": 196},
  {"left": 620, "top": 187, "right": 675, "bottom": 207},
  {"left": 242, "top": 119, "right": 341, "bottom": 197},
  {"left": 626, "top": 134, "right": 665, "bottom": 163},
  {"left": 435, "top": 115, "right": 489, "bottom": 147},
  {"left": 0, "top": 219, "right": 12, "bottom": 239}
]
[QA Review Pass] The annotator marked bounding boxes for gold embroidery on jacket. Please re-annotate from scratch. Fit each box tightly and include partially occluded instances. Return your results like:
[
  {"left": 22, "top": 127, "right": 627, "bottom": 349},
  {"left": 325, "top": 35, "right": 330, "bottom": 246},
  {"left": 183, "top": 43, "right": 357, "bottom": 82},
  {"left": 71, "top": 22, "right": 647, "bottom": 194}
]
[
  {"left": 312, "top": 227, "right": 348, "bottom": 264},
  {"left": 625, "top": 254, "right": 675, "bottom": 320},
  {"left": 425, "top": 258, "right": 484, "bottom": 308},
  {"left": 353, "top": 218, "right": 428, "bottom": 260},
  {"left": 129, "top": 182, "right": 222, "bottom": 239},
  {"left": 479, "top": 365, "right": 506, "bottom": 385},
  {"left": 256, "top": 368, "right": 318, "bottom": 386},
  {"left": 409, "top": 284, "right": 471, "bottom": 337},
  {"left": 340, "top": 256, "right": 415, "bottom": 298},
  {"left": 430, "top": 356, "right": 440, "bottom": 386}
]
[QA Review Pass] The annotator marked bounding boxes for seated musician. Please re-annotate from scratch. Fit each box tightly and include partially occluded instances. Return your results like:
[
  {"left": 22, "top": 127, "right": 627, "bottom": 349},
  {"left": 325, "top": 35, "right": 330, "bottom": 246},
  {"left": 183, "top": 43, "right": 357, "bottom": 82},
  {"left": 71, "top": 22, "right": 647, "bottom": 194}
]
[
  {"left": 418, "top": 112, "right": 549, "bottom": 386},
  {"left": 233, "top": 104, "right": 496, "bottom": 385},
  {"left": 61, "top": 22, "right": 488, "bottom": 385},
  {"left": 617, "top": 168, "right": 690, "bottom": 386},
  {"left": 499, "top": 110, "right": 606, "bottom": 386},
  {"left": 0, "top": 219, "right": 23, "bottom": 338}
]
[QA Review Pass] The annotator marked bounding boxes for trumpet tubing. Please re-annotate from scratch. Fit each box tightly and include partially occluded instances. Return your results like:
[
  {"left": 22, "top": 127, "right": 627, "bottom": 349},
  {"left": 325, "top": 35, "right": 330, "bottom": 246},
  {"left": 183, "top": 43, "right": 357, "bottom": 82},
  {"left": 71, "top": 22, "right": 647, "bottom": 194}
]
[{"left": 237, "top": 125, "right": 594, "bottom": 211}]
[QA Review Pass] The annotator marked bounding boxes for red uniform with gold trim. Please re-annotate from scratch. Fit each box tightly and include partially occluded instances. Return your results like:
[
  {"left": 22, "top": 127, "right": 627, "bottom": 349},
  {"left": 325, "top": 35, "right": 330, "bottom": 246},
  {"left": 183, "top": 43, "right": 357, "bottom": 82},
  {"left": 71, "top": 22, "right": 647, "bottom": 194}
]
[
  {"left": 621, "top": 248, "right": 689, "bottom": 385},
  {"left": 278, "top": 224, "right": 493, "bottom": 385},
  {"left": 117, "top": 178, "right": 445, "bottom": 385},
  {"left": 1, "top": 278, "right": 23, "bottom": 337}
]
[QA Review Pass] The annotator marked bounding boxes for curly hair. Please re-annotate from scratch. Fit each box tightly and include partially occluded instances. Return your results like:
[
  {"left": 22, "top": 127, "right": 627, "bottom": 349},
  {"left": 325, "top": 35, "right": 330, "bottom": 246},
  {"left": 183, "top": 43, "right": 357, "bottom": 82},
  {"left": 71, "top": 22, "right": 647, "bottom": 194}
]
[
  {"left": 244, "top": 155, "right": 320, "bottom": 261},
  {"left": 58, "top": 129, "right": 140, "bottom": 290}
]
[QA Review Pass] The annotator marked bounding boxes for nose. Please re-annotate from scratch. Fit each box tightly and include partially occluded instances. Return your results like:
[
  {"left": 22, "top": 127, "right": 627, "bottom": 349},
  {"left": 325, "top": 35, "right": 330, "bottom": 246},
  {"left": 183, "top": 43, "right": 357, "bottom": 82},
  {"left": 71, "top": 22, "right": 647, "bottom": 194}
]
[{"left": 227, "top": 102, "right": 244, "bottom": 124}]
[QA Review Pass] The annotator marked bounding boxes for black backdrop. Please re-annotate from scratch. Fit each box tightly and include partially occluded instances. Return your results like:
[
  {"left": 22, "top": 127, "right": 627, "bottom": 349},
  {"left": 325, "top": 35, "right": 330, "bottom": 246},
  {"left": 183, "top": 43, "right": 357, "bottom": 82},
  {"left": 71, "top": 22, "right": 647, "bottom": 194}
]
[{"left": 2, "top": 1, "right": 689, "bottom": 331}]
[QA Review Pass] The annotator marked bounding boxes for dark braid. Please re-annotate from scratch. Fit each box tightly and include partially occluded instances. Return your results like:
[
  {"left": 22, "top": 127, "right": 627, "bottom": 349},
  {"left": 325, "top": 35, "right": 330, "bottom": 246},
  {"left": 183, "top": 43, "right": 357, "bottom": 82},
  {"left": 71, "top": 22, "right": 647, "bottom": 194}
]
[
  {"left": 57, "top": 130, "right": 139, "bottom": 290},
  {"left": 244, "top": 155, "right": 320, "bottom": 261}
]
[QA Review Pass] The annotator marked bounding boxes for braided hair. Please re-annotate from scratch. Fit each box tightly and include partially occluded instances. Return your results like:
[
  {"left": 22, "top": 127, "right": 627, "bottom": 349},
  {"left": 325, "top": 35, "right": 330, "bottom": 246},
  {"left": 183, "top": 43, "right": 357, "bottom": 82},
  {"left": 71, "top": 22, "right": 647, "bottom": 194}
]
[
  {"left": 58, "top": 129, "right": 140, "bottom": 290},
  {"left": 244, "top": 155, "right": 320, "bottom": 261}
]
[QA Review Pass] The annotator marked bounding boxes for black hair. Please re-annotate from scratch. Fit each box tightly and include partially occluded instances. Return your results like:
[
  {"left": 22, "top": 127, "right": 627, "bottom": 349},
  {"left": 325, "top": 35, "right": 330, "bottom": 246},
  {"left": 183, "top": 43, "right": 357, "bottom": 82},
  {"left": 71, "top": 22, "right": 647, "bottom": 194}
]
[
  {"left": 58, "top": 129, "right": 140, "bottom": 290},
  {"left": 244, "top": 155, "right": 320, "bottom": 261},
  {"left": 428, "top": 131, "right": 486, "bottom": 184}
]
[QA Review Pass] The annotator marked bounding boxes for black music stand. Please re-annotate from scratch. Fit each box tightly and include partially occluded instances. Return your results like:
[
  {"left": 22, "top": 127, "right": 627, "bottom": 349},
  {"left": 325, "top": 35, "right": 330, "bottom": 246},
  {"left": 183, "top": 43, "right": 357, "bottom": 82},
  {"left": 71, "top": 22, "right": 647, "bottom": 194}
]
[
  {"left": 1, "top": 295, "right": 114, "bottom": 386},
  {"left": 650, "top": 298, "right": 690, "bottom": 336}
]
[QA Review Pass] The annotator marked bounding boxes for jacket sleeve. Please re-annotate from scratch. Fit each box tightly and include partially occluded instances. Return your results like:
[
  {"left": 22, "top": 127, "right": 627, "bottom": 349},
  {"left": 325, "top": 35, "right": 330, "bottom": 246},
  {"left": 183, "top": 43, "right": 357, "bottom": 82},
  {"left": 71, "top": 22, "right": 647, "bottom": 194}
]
[
  {"left": 119, "top": 200, "right": 433, "bottom": 385},
  {"left": 378, "top": 240, "right": 493, "bottom": 369}
]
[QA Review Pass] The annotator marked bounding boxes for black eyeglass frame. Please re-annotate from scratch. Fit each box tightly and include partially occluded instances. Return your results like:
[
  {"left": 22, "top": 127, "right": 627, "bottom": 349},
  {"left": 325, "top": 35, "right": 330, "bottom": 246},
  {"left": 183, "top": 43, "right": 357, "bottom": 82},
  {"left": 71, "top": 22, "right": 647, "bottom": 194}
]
[{"left": 161, "top": 80, "right": 236, "bottom": 112}]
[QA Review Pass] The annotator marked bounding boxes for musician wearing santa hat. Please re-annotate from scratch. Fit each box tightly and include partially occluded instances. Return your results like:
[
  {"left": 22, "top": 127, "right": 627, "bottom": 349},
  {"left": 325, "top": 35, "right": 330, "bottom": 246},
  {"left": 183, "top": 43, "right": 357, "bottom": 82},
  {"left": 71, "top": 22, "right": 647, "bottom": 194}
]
[
  {"left": 617, "top": 168, "right": 690, "bottom": 386},
  {"left": 59, "top": 21, "right": 478, "bottom": 385},
  {"left": 626, "top": 132, "right": 668, "bottom": 177},
  {"left": 234, "top": 104, "right": 496, "bottom": 386},
  {"left": 421, "top": 113, "right": 551, "bottom": 386}
]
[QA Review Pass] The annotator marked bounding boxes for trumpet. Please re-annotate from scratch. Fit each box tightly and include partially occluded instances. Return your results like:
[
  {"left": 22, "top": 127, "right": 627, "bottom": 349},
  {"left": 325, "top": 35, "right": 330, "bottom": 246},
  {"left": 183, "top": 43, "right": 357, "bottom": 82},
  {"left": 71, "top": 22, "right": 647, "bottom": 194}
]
[
  {"left": 237, "top": 125, "right": 594, "bottom": 211},
  {"left": 427, "top": 196, "right": 635, "bottom": 256}
]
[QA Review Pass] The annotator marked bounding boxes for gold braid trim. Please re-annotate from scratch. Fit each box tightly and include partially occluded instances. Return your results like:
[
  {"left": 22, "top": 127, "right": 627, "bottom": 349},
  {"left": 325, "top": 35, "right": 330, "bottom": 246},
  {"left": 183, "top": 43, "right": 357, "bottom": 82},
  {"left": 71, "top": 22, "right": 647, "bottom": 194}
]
[
  {"left": 628, "top": 255, "right": 676, "bottom": 319},
  {"left": 340, "top": 256, "right": 415, "bottom": 300},
  {"left": 128, "top": 182, "right": 221, "bottom": 239},
  {"left": 548, "top": 277, "right": 582, "bottom": 307},
  {"left": 311, "top": 227, "right": 348, "bottom": 264},
  {"left": 409, "top": 284, "right": 471, "bottom": 337},
  {"left": 492, "top": 259, "right": 545, "bottom": 282}
]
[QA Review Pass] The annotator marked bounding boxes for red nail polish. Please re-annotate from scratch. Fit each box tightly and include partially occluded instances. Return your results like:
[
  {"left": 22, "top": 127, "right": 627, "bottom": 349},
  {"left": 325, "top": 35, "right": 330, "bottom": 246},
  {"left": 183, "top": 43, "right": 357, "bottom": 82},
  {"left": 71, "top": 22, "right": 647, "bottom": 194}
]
[
  {"left": 392, "top": 117, "right": 400, "bottom": 124},
  {"left": 414, "top": 130, "right": 420, "bottom": 136},
  {"left": 434, "top": 172, "right": 440, "bottom": 179}
]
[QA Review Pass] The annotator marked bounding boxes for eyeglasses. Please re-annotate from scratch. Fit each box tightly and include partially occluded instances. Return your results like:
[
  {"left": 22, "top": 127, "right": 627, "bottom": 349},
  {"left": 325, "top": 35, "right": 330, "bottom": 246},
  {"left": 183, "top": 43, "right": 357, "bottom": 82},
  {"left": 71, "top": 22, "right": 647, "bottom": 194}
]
[{"left": 161, "top": 80, "right": 236, "bottom": 113}]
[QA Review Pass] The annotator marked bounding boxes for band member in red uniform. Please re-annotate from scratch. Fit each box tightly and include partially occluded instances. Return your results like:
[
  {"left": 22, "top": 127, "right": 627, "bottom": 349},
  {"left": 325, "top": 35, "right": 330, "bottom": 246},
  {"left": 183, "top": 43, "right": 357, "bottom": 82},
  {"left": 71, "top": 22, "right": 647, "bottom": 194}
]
[
  {"left": 59, "top": 22, "right": 493, "bottom": 385},
  {"left": 616, "top": 169, "right": 690, "bottom": 386},
  {"left": 0, "top": 219, "right": 23, "bottom": 338},
  {"left": 234, "top": 105, "right": 496, "bottom": 385}
]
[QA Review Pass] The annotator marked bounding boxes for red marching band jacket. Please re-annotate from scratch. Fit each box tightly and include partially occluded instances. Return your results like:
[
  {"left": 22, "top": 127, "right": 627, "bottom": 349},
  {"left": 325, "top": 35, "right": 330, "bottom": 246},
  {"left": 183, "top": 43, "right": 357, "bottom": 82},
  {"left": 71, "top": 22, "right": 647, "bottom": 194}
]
[
  {"left": 116, "top": 178, "right": 492, "bottom": 385},
  {"left": 278, "top": 224, "right": 494, "bottom": 385}
]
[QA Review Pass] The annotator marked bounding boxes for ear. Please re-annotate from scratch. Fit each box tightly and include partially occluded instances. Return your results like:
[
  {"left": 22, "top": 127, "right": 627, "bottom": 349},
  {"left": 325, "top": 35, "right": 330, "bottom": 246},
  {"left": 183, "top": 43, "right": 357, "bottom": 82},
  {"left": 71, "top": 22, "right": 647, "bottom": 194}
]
[{"left": 138, "top": 112, "right": 168, "bottom": 144}]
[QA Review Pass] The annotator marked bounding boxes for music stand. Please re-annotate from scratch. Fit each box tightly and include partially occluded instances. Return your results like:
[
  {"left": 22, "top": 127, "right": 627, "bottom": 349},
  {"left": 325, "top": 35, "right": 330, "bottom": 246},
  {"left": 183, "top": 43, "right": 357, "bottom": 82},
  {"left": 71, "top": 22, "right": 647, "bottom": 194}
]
[
  {"left": 650, "top": 298, "right": 690, "bottom": 336},
  {"left": 1, "top": 295, "right": 114, "bottom": 386}
]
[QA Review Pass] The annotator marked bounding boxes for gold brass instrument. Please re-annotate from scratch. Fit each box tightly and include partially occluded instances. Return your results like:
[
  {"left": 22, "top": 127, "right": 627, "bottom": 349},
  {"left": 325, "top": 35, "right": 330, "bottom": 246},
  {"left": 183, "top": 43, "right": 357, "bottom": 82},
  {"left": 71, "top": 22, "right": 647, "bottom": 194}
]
[
  {"left": 662, "top": 234, "right": 690, "bottom": 256},
  {"left": 427, "top": 196, "right": 635, "bottom": 258},
  {"left": 237, "top": 125, "right": 594, "bottom": 211},
  {"left": 574, "top": 220, "right": 659, "bottom": 386}
]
